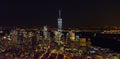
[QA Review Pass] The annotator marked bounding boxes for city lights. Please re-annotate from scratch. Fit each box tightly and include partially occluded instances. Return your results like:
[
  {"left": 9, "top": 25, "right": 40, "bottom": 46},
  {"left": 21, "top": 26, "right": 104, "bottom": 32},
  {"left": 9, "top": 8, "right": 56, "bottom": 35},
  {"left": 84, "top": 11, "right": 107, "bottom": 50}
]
[{"left": 0, "top": 10, "right": 120, "bottom": 59}]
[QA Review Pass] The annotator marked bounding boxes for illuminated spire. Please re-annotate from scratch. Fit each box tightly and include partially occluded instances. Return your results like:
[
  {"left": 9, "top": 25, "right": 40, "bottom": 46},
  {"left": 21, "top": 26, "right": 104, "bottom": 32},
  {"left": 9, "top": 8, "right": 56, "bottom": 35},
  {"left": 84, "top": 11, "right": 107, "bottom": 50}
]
[{"left": 59, "top": 10, "right": 61, "bottom": 18}]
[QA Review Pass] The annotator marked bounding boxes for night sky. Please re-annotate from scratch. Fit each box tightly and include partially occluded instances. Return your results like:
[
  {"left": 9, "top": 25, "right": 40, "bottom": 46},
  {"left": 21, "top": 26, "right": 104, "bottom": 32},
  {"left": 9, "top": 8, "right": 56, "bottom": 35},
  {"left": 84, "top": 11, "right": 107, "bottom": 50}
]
[{"left": 0, "top": 0, "right": 120, "bottom": 28}]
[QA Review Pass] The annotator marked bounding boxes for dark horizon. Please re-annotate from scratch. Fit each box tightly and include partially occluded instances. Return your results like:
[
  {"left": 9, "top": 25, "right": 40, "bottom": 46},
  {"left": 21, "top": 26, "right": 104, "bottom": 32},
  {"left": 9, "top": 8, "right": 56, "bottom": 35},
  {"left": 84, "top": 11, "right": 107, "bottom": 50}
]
[{"left": 0, "top": 0, "right": 120, "bottom": 28}]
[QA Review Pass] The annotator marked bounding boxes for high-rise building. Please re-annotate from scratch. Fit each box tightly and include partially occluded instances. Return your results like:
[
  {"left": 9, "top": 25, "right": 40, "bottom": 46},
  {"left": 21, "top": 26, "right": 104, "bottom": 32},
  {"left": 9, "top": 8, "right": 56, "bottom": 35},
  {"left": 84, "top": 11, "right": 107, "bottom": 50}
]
[
  {"left": 57, "top": 10, "right": 63, "bottom": 42},
  {"left": 58, "top": 10, "right": 62, "bottom": 32},
  {"left": 43, "top": 26, "right": 48, "bottom": 40}
]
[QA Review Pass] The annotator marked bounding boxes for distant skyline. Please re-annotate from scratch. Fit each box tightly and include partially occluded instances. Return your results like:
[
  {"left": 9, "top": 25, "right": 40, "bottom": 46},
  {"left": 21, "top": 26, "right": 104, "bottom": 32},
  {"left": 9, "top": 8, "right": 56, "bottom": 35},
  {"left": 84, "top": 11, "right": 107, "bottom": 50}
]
[{"left": 0, "top": 0, "right": 120, "bottom": 28}]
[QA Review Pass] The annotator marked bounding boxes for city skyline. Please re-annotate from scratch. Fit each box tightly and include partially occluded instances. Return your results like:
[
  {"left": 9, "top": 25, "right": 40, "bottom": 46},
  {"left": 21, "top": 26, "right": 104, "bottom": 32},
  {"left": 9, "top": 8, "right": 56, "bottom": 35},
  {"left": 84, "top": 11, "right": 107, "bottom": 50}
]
[
  {"left": 0, "top": 0, "right": 120, "bottom": 27},
  {"left": 1, "top": 1, "right": 120, "bottom": 58}
]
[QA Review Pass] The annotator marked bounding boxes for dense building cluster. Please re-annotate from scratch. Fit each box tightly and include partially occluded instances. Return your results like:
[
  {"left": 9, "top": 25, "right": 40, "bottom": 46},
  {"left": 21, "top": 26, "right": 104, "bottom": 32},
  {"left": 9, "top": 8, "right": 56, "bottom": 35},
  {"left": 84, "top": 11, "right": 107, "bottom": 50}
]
[
  {"left": 0, "top": 10, "right": 120, "bottom": 59},
  {"left": 0, "top": 27, "right": 120, "bottom": 59}
]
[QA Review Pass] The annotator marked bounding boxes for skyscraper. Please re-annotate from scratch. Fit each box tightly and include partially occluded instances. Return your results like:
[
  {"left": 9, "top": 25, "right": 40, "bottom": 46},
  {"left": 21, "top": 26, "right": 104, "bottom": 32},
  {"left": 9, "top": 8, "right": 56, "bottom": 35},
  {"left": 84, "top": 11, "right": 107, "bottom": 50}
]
[
  {"left": 43, "top": 26, "right": 48, "bottom": 40},
  {"left": 58, "top": 10, "right": 62, "bottom": 32}
]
